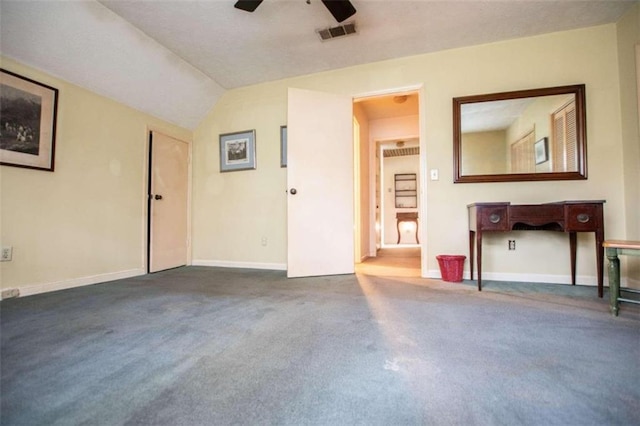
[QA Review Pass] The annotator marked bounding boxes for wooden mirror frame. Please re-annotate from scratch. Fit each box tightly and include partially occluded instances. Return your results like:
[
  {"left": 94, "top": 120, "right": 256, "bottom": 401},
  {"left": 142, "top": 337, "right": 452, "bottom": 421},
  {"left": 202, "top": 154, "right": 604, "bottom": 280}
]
[{"left": 453, "top": 84, "right": 587, "bottom": 183}]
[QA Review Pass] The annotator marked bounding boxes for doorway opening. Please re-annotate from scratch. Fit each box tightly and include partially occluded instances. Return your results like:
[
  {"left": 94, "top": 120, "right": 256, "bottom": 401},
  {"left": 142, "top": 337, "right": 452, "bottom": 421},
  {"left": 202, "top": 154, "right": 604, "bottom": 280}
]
[{"left": 353, "top": 90, "right": 421, "bottom": 277}]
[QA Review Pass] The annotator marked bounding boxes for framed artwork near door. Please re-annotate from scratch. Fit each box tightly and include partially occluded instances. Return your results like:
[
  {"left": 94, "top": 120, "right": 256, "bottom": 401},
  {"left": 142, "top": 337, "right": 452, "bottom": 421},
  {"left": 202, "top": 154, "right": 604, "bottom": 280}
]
[
  {"left": 0, "top": 69, "right": 58, "bottom": 171},
  {"left": 219, "top": 129, "right": 256, "bottom": 172}
]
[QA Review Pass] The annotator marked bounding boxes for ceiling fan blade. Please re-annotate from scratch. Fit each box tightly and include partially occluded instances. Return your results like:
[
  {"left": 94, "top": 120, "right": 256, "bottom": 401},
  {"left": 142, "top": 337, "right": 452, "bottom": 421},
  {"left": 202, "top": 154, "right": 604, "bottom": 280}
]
[
  {"left": 321, "top": 0, "right": 356, "bottom": 23},
  {"left": 234, "top": 0, "right": 263, "bottom": 12}
]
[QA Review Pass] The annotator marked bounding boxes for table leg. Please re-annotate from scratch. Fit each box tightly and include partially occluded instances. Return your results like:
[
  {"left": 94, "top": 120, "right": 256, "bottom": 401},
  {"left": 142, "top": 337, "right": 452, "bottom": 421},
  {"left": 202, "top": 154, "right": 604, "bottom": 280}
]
[
  {"left": 469, "top": 230, "right": 475, "bottom": 281},
  {"left": 396, "top": 220, "right": 401, "bottom": 244},
  {"left": 606, "top": 247, "right": 620, "bottom": 316},
  {"left": 595, "top": 229, "right": 605, "bottom": 298},
  {"left": 476, "top": 231, "right": 483, "bottom": 291},
  {"left": 415, "top": 220, "right": 419, "bottom": 244},
  {"left": 569, "top": 232, "right": 577, "bottom": 286}
]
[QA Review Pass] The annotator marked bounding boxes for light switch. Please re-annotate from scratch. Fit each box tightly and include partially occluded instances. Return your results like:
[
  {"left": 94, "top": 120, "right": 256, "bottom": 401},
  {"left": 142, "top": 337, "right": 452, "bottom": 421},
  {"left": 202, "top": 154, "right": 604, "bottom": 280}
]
[{"left": 430, "top": 169, "right": 439, "bottom": 181}]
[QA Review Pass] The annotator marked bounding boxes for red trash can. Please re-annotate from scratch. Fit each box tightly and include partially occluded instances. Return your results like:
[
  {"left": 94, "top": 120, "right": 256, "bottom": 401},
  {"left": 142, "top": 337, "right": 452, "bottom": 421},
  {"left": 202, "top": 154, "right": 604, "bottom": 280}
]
[{"left": 436, "top": 255, "right": 466, "bottom": 282}]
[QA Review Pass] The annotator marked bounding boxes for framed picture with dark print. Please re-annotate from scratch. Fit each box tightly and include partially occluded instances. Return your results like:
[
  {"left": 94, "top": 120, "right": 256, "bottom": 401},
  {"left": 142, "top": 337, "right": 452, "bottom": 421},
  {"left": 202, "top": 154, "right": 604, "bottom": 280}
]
[
  {"left": 534, "top": 137, "right": 549, "bottom": 165},
  {"left": 219, "top": 129, "right": 256, "bottom": 172},
  {"left": 0, "top": 69, "right": 58, "bottom": 171},
  {"left": 280, "top": 125, "right": 287, "bottom": 167}
]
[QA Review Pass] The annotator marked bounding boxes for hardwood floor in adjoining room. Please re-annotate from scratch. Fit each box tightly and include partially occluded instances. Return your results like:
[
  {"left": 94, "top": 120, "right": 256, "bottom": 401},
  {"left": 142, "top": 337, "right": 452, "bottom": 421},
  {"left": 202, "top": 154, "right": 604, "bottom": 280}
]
[{"left": 355, "top": 247, "right": 421, "bottom": 277}]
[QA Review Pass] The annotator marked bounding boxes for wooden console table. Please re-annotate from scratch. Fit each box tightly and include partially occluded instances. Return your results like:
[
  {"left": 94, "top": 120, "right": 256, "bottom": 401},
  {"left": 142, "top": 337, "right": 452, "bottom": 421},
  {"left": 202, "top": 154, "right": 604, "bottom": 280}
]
[
  {"left": 397, "top": 212, "right": 419, "bottom": 244},
  {"left": 468, "top": 201, "right": 605, "bottom": 297}
]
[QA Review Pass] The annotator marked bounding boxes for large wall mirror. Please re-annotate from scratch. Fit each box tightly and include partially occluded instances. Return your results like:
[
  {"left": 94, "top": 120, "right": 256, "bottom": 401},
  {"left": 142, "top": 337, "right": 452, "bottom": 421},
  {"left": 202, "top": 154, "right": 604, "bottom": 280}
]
[{"left": 453, "top": 84, "right": 587, "bottom": 183}]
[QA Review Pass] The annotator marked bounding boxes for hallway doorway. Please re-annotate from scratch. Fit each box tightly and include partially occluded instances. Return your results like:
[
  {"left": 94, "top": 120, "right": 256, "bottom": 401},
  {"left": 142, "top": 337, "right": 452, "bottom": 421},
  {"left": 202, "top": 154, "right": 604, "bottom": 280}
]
[{"left": 353, "top": 90, "right": 421, "bottom": 277}]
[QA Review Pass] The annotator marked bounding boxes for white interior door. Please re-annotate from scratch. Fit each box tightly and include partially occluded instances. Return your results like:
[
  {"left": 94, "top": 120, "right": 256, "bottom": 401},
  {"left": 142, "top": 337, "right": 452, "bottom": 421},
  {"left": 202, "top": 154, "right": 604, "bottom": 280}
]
[
  {"left": 287, "top": 88, "right": 354, "bottom": 278},
  {"left": 149, "top": 131, "right": 189, "bottom": 273}
]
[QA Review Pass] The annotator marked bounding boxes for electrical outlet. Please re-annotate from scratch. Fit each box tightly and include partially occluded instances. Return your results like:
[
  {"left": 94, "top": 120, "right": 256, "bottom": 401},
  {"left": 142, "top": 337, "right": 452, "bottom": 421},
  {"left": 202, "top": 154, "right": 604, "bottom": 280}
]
[
  {"left": 261, "top": 237, "right": 268, "bottom": 247},
  {"left": 1, "top": 246, "right": 12, "bottom": 261},
  {"left": 508, "top": 240, "right": 516, "bottom": 250}
]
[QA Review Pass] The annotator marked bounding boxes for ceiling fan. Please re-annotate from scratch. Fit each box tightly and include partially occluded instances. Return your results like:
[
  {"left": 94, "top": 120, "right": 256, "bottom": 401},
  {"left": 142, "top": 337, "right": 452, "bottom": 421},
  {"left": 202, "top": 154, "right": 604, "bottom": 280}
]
[{"left": 234, "top": 0, "right": 357, "bottom": 23}]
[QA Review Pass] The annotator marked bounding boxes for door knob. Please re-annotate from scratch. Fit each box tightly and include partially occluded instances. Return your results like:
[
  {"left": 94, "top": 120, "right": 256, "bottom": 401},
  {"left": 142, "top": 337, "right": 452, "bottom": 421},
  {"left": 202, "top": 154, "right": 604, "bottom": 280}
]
[
  {"left": 290, "top": 188, "right": 297, "bottom": 195},
  {"left": 154, "top": 194, "right": 163, "bottom": 200}
]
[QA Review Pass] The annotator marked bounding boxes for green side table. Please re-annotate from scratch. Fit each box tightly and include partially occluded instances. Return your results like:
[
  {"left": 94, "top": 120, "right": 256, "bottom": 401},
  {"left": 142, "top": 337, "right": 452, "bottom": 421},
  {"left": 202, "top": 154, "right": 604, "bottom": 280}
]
[{"left": 603, "top": 240, "right": 640, "bottom": 316}]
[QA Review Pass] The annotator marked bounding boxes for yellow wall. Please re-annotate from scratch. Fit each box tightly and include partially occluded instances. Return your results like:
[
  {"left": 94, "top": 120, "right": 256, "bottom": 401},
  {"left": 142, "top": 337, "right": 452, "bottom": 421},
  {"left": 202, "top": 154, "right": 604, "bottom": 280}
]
[
  {"left": 461, "top": 130, "right": 507, "bottom": 175},
  {"left": 0, "top": 57, "right": 191, "bottom": 295},
  {"left": 193, "top": 23, "right": 632, "bottom": 286},
  {"left": 191, "top": 87, "right": 288, "bottom": 269}
]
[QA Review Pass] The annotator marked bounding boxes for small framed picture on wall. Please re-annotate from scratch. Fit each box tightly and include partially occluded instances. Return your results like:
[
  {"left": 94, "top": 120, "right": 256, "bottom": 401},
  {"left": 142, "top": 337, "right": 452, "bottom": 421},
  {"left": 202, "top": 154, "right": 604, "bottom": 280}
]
[{"left": 219, "top": 129, "right": 256, "bottom": 172}]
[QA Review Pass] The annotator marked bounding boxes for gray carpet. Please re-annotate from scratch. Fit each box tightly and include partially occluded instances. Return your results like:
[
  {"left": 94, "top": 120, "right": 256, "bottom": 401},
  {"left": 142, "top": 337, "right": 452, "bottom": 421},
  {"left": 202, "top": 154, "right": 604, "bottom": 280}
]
[{"left": 1, "top": 266, "right": 638, "bottom": 425}]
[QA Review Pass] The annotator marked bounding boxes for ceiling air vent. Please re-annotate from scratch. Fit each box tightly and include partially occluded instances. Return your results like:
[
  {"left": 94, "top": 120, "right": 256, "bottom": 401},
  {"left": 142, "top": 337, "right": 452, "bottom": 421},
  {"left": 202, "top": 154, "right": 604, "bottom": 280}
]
[{"left": 317, "top": 22, "right": 357, "bottom": 41}]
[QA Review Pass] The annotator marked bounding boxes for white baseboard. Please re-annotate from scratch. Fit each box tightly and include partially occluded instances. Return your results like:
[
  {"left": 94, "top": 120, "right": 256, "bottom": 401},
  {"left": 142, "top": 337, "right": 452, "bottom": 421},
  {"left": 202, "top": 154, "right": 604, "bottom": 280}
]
[
  {"left": 192, "top": 259, "right": 287, "bottom": 271},
  {"left": 2, "top": 268, "right": 146, "bottom": 300},
  {"left": 627, "top": 277, "right": 640, "bottom": 289},
  {"left": 3, "top": 264, "right": 634, "bottom": 301}
]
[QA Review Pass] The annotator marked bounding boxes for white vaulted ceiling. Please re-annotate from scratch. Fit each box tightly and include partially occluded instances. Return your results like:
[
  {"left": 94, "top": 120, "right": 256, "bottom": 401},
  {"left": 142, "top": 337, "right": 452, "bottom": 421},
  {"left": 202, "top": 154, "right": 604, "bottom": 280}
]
[{"left": 0, "top": 0, "right": 634, "bottom": 130}]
